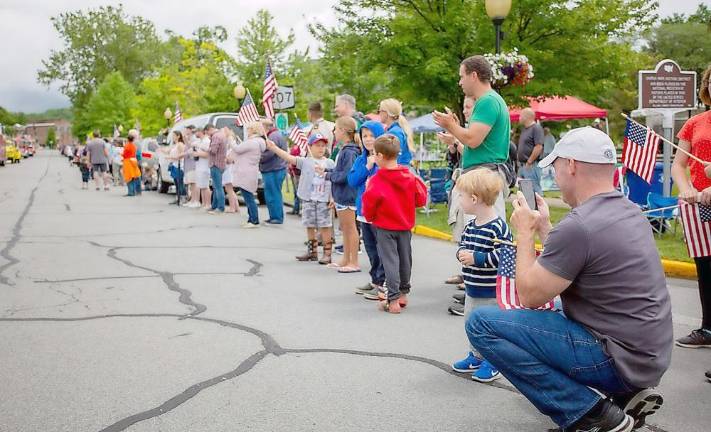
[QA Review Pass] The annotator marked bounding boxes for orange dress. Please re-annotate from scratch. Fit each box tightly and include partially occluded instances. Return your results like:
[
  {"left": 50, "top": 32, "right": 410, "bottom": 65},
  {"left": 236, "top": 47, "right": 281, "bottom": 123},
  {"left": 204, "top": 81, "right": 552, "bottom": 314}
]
[{"left": 122, "top": 142, "right": 141, "bottom": 182}]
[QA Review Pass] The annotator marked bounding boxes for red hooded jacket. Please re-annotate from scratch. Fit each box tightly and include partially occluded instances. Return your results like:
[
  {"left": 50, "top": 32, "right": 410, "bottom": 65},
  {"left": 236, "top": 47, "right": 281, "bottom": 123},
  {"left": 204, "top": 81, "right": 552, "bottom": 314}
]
[{"left": 362, "top": 166, "right": 428, "bottom": 231}]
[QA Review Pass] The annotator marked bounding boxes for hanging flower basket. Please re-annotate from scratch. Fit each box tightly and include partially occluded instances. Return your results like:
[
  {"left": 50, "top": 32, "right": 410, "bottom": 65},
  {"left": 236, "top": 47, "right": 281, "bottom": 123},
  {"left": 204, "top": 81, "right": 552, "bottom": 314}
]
[{"left": 483, "top": 49, "right": 534, "bottom": 88}]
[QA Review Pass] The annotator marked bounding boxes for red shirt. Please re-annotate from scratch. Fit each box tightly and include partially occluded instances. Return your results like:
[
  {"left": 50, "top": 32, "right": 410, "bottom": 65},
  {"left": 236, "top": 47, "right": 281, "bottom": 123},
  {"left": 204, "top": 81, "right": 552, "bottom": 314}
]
[
  {"left": 362, "top": 166, "right": 428, "bottom": 231},
  {"left": 677, "top": 111, "right": 711, "bottom": 192}
]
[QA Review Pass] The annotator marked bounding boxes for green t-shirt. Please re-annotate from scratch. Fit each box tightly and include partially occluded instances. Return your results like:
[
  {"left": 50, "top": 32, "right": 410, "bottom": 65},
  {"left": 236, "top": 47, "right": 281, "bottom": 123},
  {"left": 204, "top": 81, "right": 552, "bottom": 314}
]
[{"left": 462, "top": 90, "right": 510, "bottom": 169}]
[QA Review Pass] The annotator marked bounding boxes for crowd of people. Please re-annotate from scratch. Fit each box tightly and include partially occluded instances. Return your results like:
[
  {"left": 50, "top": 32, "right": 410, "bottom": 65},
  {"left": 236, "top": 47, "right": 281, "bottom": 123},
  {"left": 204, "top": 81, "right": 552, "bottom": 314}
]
[{"left": 59, "top": 55, "right": 711, "bottom": 432}]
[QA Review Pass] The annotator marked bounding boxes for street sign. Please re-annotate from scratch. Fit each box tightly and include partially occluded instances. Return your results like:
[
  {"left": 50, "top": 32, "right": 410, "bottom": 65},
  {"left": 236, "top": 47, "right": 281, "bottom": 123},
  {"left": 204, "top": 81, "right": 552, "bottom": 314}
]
[
  {"left": 274, "top": 86, "right": 295, "bottom": 110},
  {"left": 275, "top": 112, "right": 289, "bottom": 131},
  {"left": 638, "top": 59, "right": 697, "bottom": 110}
]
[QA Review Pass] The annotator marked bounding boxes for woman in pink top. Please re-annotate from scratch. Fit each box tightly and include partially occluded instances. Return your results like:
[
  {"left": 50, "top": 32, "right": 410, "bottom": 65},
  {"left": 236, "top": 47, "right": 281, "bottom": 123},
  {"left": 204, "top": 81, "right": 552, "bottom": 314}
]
[{"left": 233, "top": 122, "right": 266, "bottom": 228}]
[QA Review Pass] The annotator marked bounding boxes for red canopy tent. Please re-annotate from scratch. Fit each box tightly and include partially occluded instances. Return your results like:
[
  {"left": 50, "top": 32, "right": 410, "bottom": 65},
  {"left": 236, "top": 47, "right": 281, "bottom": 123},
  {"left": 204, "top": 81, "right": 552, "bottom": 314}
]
[{"left": 509, "top": 96, "right": 607, "bottom": 123}]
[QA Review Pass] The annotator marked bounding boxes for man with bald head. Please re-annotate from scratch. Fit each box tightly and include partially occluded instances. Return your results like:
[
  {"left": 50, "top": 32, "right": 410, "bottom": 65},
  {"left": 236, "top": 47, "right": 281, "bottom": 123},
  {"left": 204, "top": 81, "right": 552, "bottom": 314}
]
[
  {"left": 467, "top": 128, "right": 672, "bottom": 431},
  {"left": 517, "top": 107, "right": 544, "bottom": 194}
]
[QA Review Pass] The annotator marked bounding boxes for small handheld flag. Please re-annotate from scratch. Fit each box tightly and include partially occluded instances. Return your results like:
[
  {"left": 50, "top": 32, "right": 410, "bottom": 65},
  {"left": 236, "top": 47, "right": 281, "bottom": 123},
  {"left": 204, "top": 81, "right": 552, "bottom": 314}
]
[
  {"left": 622, "top": 119, "right": 660, "bottom": 183},
  {"left": 680, "top": 202, "right": 711, "bottom": 258},
  {"left": 496, "top": 246, "right": 555, "bottom": 311},
  {"left": 263, "top": 62, "right": 278, "bottom": 119},
  {"left": 236, "top": 89, "right": 261, "bottom": 126},
  {"left": 288, "top": 118, "right": 309, "bottom": 156}
]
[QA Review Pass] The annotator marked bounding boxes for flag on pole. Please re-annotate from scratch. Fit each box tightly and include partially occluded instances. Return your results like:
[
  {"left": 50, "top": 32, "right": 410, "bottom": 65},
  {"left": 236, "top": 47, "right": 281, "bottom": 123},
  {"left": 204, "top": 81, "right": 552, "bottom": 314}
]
[
  {"left": 235, "top": 89, "right": 261, "bottom": 126},
  {"left": 679, "top": 201, "right": 711, "bottom": 258},
  {"left": 263, "top": 62, "right": 278, "bottom": 119},
  {"left": 174, "top": 102, "right": 182, "bottom": 124},
  {"left": 288, "top": 118, "right": 309, "bottom": 156},
  {"left": 496, "top": 246, "right": 555, "bottom": 311},
  {"left": 622, "top": 119, "right": 660, "bottom": 183}
]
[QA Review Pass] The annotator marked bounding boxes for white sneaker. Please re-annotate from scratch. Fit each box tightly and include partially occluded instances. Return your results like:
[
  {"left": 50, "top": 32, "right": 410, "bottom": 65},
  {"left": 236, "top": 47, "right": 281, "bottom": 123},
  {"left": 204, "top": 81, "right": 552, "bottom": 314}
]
[{"left": 242, "top": 222, "right": 259, "bottom": 229}]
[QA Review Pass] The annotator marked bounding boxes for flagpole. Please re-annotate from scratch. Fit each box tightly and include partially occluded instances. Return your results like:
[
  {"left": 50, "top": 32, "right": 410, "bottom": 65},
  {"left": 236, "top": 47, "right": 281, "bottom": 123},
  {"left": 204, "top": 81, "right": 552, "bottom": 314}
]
[{"left": 621, "top": 113, "right": 707, "bottom": 165}]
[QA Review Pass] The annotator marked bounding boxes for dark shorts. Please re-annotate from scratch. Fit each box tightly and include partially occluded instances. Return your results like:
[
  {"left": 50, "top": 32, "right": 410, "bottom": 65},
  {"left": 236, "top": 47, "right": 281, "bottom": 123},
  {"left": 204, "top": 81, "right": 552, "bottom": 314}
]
[{"left": 92, "top": 163, "right": 108, "bottom": 173}]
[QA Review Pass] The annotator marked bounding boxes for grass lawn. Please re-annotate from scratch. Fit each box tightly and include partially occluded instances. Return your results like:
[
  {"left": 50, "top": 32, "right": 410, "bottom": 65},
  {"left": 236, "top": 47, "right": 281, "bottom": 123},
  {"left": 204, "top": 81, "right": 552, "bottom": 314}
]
[{"left": 416, "top": 202, "right": 692, "bottom": 263}]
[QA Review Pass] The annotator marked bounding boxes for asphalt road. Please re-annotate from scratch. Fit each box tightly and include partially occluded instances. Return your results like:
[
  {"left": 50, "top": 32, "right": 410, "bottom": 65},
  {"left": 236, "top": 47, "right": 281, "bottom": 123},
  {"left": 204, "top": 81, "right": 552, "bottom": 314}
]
[{"left": 0, "top": 151, "right": 709, "bottom": 432}]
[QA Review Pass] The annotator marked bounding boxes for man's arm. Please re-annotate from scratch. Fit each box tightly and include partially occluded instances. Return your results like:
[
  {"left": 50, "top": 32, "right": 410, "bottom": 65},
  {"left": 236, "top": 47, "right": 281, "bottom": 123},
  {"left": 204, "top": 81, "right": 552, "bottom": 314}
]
[
  {"left": 525, "top": 126, "right": 544, "bottom": 166},
  {"left": 439, "top": 121, "right": 492, "bottom": 150}
]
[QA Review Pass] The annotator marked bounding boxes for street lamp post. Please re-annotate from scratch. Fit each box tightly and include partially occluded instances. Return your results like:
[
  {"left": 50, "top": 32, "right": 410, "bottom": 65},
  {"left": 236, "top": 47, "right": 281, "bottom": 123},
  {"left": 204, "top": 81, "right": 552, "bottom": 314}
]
[{"left": 485, "top": 0, "right": 512, "bottom": 54}]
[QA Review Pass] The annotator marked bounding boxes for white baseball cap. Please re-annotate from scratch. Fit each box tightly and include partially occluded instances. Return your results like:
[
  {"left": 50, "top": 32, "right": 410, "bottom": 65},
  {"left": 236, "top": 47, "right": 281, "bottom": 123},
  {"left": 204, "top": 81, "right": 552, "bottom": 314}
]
[{"left": 538, "top": 127, "right": 616, "bottom": 168}]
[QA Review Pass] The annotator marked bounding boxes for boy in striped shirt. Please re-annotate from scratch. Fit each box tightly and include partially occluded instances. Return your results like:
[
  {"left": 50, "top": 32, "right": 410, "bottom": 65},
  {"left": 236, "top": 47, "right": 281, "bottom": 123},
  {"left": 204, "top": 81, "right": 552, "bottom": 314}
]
[{"left": 451, "top": 168, "right": 512, "bottom": 382}]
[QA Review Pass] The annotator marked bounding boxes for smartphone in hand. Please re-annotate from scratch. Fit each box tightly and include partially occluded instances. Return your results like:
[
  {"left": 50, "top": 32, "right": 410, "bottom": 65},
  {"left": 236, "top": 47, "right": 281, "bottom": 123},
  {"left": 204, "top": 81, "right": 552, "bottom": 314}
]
[{"left": 518, "top": 179, "right": 538, "bottom": 210}]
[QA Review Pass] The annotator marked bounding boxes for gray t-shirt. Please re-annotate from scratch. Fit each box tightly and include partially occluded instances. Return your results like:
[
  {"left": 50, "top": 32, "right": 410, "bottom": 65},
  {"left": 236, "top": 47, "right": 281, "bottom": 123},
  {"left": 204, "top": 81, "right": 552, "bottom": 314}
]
[
  {"left": 295, "top": 157, "right": 336, "bottom": 202},
  {"left": 538, "top": 191, "right": 672, "bottom": 388},
  {"left": 86, "top": 138, "right": 109, "bottom": 165},
  {"left": 517, "top": 123, "right": 544, "bottom": 163}
]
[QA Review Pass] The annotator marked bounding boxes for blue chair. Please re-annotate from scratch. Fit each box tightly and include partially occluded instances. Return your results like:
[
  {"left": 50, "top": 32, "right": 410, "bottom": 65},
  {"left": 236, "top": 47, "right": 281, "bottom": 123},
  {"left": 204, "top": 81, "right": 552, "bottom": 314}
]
[{"left": 646, "top": 192, "right": 678, "bottom": 236}]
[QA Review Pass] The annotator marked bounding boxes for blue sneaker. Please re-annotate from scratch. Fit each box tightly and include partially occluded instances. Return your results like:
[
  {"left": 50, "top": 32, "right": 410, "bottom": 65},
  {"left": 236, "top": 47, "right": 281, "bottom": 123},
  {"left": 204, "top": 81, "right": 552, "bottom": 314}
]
[
  {"left": 452, "top": 352, "right": 482, "bottom": 373},
  {"left": 472, "top": 360, "right": 501, "bottom": 383}
]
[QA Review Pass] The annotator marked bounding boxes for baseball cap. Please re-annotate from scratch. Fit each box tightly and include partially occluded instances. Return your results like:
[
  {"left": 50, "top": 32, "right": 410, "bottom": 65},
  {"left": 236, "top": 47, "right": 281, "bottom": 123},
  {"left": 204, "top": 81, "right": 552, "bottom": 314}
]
[
  {"left": 538, "top": 127, "right": 616, "bottom": 168},
  {"left": 308, "top": 133, "right": 328, "bottom": 145}
]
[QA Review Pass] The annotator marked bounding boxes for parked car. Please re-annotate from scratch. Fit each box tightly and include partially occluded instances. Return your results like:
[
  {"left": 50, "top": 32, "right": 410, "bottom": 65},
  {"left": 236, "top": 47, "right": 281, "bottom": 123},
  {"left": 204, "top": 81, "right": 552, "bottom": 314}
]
[
  {"left": 5, "top": 144, "right": 21, "bottom": 163},
  {"left": 155, "top": 113, "right": 264, "bottom": 202}
]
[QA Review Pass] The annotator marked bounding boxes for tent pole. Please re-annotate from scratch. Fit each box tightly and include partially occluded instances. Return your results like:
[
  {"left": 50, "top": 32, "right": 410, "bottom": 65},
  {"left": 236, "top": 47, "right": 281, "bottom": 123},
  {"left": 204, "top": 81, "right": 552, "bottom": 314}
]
[{"left": 605, "top": 118, "right": 610, "bottom": 135}]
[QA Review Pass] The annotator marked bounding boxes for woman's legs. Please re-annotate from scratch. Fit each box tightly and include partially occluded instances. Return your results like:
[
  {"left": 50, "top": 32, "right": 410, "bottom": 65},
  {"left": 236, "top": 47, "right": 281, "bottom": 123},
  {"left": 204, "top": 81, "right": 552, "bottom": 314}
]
[
  {"left": 240, "top": 188, "right": 260, "bottom": 224},
  {"left": 201, "top": 188, "right": 211, "bottom": 209},
  {"left": 224, "top": 184, "right": 239, "bottom": 212},
  {"left": 337, "top": 208, "right": 359, "bottom": 268}
]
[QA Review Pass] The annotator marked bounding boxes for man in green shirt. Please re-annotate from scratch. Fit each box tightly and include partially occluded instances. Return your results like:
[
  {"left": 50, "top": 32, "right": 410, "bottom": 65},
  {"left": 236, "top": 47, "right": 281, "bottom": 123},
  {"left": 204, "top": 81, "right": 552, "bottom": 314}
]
[{"left": 433, "top": 55, "right": 511, "bottom": 219}]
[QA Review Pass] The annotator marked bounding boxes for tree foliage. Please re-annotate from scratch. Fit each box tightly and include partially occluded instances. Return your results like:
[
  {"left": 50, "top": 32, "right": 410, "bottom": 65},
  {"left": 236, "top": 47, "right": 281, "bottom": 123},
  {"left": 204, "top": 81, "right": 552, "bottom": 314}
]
[
  {"left": 37, "top": 4, "right": 163, "bottom": 110},
  {"left": 73, "top": 72, "right": 136, "bottom": 139}
]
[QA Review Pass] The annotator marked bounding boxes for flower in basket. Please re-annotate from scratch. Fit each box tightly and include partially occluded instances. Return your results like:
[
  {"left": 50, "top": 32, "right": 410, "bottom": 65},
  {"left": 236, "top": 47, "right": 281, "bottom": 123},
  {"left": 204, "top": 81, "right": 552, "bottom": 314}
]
[{"left": 483, "top": 49, "right": 534, "bottom": 88}]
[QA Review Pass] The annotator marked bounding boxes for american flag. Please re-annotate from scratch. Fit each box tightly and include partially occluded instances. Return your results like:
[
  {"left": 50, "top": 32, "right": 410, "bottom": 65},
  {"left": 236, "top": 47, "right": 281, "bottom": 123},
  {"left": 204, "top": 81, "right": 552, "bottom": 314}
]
[
  {"left": 680, "top": 202, "right": 711, "bottom": 258},
  {"left": 236, "top": 89, "right": 261, "bottom": 126},
  {"left": 622, "top": 119, "right": 660, "bottom": 183},
  {"left": 262, "top": 62, "right": 278, "bottom": 119},
  {"left": 174, "top": 102, "right": 182, "bottom": 124},
  {"left": 496, "top": 246, "right": 555, "bottom": 311},
  {"left": 288, "top": 119, "right": 308, "bottom": 156}
]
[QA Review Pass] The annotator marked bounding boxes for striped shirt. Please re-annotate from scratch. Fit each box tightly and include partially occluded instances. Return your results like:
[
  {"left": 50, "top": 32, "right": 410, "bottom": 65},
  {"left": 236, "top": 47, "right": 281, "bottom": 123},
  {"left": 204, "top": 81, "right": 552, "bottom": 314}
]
[{"left": 457, "top": 217, "right": 512, "bottom": 297}]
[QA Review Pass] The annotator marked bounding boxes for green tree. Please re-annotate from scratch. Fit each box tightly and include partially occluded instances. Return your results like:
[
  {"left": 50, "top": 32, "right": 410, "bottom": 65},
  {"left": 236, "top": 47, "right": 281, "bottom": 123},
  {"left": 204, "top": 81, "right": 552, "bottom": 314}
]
[
  {"left": 235, "top": 9, "right": 296, "bottom": 105},
  {"left": 37, "top": 4, "right": 163, "bottom": 110},
  {"left": 73, "top": 72, "right": 136, "bottom": 139}
]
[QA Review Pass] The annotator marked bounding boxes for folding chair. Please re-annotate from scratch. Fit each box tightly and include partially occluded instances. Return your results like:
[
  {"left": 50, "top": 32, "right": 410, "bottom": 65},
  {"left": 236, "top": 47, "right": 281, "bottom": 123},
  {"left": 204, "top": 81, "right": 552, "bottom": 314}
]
[{"left": 645, "top": 192, "right": 678, "bottom": 236}]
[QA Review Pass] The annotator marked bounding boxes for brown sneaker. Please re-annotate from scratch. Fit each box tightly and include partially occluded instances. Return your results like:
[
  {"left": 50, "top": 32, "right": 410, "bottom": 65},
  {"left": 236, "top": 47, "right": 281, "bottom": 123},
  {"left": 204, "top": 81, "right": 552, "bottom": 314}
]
[{"left": 675, "top": 329, "right": 711, "bottom": 349}]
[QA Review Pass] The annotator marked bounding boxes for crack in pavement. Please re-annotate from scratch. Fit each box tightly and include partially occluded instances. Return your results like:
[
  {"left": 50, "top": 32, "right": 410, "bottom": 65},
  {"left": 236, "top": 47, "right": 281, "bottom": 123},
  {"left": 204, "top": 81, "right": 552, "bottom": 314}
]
[{"left": 0, "top": 158, "right": 50, "bottom": 285}]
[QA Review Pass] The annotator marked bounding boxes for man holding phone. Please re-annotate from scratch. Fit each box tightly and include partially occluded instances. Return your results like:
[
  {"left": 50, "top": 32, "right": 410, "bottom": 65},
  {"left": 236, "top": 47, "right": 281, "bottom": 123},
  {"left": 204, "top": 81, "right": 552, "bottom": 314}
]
[{"left": 466, "top": 127, "right": 672, "bottom": 432}]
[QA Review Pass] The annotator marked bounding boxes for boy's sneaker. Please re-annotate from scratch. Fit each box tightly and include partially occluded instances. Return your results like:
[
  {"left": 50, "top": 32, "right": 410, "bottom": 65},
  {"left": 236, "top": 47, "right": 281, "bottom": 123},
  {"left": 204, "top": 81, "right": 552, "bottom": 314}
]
[
  {"left": 471, "top": 361, "right": 501, "bottom": 383},
  {"left": 448, "top": 302, "right": 464, "bottom": 316},
  {"left": 355, "top": 282, "right": 376, "bottom": 295},
  {"left": 334, "top": 244, "right": 344, "bottom": 254},
  {"left": 675, "top": 328, "right": 711, "bottom": 348},
  {"left": 550, "top": 399, "right": 633, "bottom": 432},
  {"left": 363, "top": 288, "right": 385, "bottom": 301},
  {"left": 613, "top": 389, "right": 663, "bottom": 430},
  {"left": 451, "top": 352, "right": 482, "bottom": 373},
  {"left": 452, "top": 292, "right": 465, "bottom": 304}
]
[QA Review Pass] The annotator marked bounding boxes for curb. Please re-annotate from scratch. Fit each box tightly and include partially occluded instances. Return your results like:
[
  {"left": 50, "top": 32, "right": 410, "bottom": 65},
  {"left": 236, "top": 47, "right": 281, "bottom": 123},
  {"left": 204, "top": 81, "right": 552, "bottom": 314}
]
[{"left": 413, "top": 225, "right": 698, "bottom": 280}]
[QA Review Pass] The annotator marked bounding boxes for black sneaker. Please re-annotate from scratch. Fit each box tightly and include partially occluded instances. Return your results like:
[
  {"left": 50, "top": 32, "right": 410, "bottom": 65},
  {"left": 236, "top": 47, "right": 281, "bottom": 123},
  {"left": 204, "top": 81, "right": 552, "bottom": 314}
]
[
  {"left": 550, "top": 399, "right": 633, "bottom": 432},
  {"left": 334, "top": 244, "right": 344, "bottom": 255},
  {"left": 615, "top": 389, "right": 663, "bottom": 430},
  {"left": 706, "top": 369, "right": 711, "bottom": 383},
  {"left": 675, "top": 329, "right": 711, "bottom": 348},
  {"left": 452, "top": 292, "right": 465, "bottom": 304},
  {"left": 448, "top": 302, "right": 465, "bottom": 316}
]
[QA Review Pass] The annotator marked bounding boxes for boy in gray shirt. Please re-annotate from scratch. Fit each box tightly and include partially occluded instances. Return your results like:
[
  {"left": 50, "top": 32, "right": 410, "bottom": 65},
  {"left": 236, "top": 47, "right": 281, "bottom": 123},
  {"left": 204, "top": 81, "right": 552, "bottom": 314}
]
[{"left": 85, "top": 130, "right": 110, "bottom": 190}]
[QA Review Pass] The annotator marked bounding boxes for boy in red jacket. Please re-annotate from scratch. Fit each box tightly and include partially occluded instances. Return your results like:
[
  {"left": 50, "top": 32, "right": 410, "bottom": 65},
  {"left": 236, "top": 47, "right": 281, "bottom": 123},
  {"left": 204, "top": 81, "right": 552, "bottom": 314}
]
[{"left": 362, "top": 134, "right": 428, "bottom": 313}]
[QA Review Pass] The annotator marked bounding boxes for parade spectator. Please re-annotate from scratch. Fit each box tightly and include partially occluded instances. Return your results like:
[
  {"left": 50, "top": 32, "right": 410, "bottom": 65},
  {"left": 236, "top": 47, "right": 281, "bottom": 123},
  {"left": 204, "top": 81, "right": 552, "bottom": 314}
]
[
  {"left": 325, "top": 116, "right": 362, "bottom": 273},
  {"left": 233, "top": 122, "right": 267, "bottom": 227},
  {"left": 222, "top": 127, "right": 240, "bottom": 214},
  {"left": 78, "top": 146, "right": 91, "bottom": 189},
  {"left": 348, "top": 120, "right": 386, "bottom": 298},
  {"left": 450, "top": 168, "right": 511, "bottom": 382},
  {"left": 167, "top": 130, "right": 186, "bottom": 200},
  {"left": 671, "top": 64, "right": 711, "bottom": 355},
  {"left": 192, "top": 128, "right": 211, "bottom": 210},
  {"left": 467, "top": 127, "right": 672, "bottom": 431},
  {"left": 111, "top": 139, "right": 124, "bottom": 186},
  {"left": 378, "top": 98, "right": 415, "bottom": 166},
  {"left": 433, "top": 55, "right": 511, "bottom": 220},
  {"left": 183, "top": 126, "right": 200, "bottom": 208},
  {"left": 543, "top": 126, "right": 556, "bottom": 158},
  {"left": 86, "top": 130, "right": 111, "bottom": 191},
  {"left": 362, "top": 134, "right": 428, "bottom": 313},
  {"left": 332, "top": 94, "right": 366, "bottom": 160},
  {"left": 267, "top": 133, "right": 336, "bottom": 264},
  {"left": 260, "top": 118, "right": 288, "bottom": 224},
  {"left": 122, "top": 130, "right": 142, "bottom": 196},
  {"left": 517, "top": 107, "right": 544, "bottom": 195},
  {"left": 206, "top": 124, "right": 227, "bottom": 214}
]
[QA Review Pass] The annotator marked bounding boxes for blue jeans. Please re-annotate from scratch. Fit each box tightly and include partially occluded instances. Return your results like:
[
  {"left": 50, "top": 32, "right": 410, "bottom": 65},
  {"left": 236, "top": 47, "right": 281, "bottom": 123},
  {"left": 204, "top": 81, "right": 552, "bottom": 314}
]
[
  {"left": 518, "top": 163, "right": 542, "bottom": 195},
  {"left": 263, "top": 168, "right": 286, "bottom": 223},
  {"left": 467, "top": 306, "right": 633, "bottom": 428},
  {"left": 210, "top": 166, "right": 225, "bottom": 211},
  {"left": 240, "top": 188, "right": 259, "bottom": 224},
  {"left": 126, "top": 179, "right": 136, "bottom": 196},
  {"left": 361, "top": 222, "right": 385, "bottom": 286}
]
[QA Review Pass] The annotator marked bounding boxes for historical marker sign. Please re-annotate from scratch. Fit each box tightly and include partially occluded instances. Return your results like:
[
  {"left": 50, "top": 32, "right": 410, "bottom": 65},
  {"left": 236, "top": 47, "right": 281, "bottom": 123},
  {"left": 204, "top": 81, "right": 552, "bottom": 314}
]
[{"left": 638, "top": 59, "right": 697, "bottom": 110}]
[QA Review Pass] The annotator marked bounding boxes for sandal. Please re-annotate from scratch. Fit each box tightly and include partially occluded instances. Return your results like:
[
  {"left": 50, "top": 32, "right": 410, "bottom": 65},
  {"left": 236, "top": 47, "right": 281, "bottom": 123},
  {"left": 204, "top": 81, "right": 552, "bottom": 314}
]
[
  {"left": 326, "top": 262, "right": 342, "bottom": 269},
  {"left": 337, "top": 266, "right": 361, "bottom": 274}
]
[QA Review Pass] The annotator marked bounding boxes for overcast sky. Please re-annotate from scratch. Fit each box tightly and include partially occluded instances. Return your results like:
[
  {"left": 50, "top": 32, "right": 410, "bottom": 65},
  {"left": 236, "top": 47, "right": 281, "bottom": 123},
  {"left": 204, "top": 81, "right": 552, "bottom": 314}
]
[{"left": 0, "top": 0, "right": 703, "bottom": 113}]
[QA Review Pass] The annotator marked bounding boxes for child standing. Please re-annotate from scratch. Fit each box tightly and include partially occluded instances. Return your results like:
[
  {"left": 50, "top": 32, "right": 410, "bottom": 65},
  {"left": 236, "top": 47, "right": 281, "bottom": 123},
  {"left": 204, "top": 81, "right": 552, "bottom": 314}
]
[
  {"left": 79, "top": 147, "right": 91, "bottom": 189},
  {"left": 362, "top": 135, "right": 428, "bottom": 314},
  {"left": 266, "top": 133, "right": 336, "bottom": 264},
  {"left": 348, "top": 120, "right": 386, "bottom": 297},
  {"left": 451, "top": 168, "right": 512, "bottom": 382}
]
